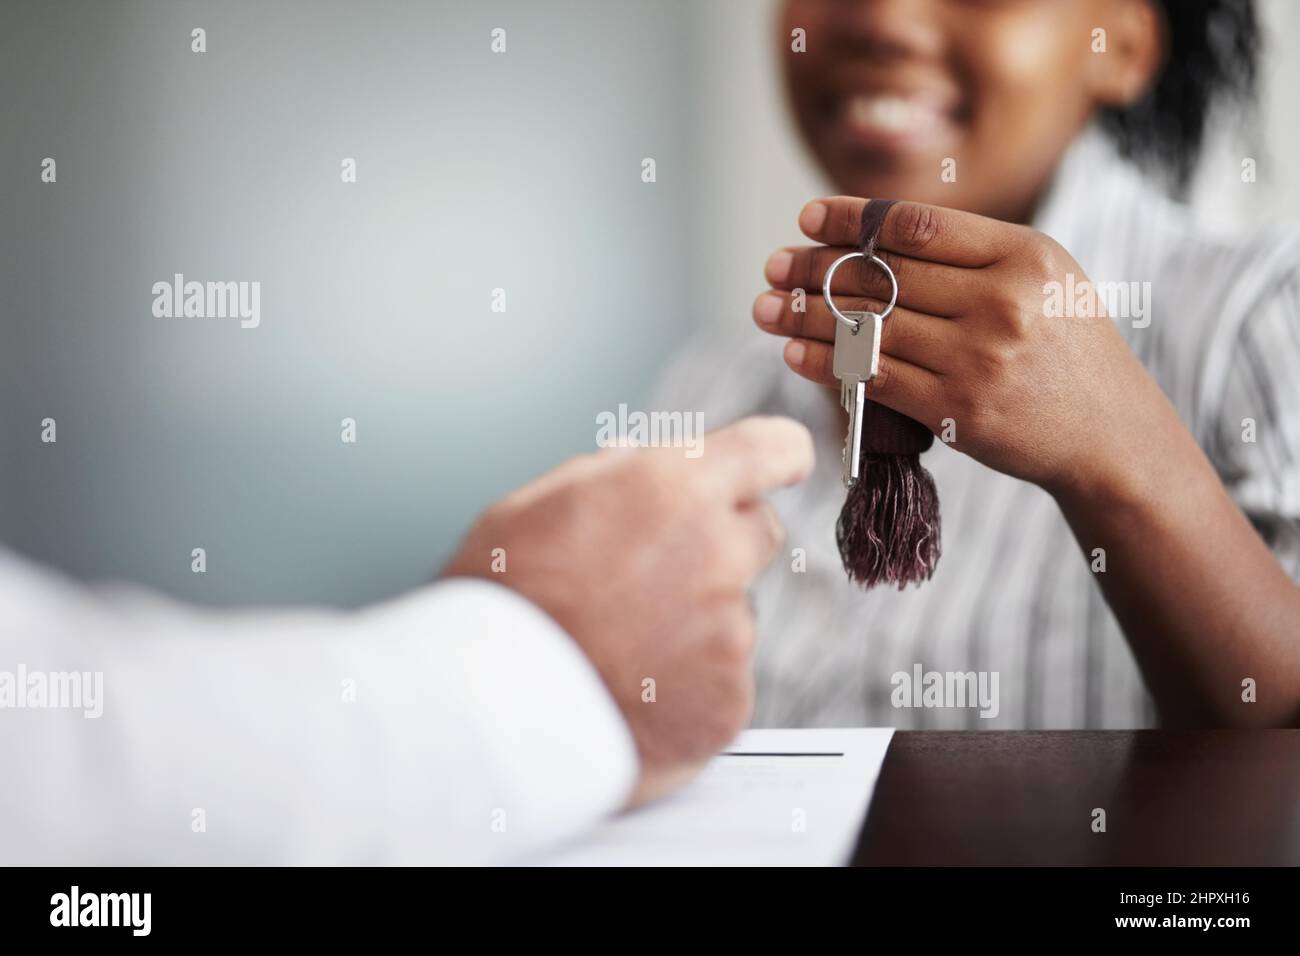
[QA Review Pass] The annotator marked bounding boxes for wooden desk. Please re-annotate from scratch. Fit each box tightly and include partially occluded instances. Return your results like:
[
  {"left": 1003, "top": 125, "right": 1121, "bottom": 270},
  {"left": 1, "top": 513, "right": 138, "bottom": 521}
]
[{"left": 853, "top": 731, "right": 1300, "bottom": 866}]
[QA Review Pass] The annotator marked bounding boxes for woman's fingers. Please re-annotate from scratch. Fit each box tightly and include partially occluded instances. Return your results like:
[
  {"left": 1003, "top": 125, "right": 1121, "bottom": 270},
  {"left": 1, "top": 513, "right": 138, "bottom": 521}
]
[
  {"left": 782, "top": 337, "right": 944, "bottom": 430},
  {"left": 797, "top": 196, "right": 1023, "bottom": 268},
  {"left": 753, "top": 290, "right": 961, "bottom": 373},
  {"left": 764, "top": 244, "right": 975, "bottom": 318}
]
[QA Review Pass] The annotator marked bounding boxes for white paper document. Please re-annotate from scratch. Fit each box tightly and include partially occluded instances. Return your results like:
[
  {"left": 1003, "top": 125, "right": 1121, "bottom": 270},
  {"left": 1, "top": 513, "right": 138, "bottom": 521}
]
[{"left": 533, "top": 728, "right": 895, "bottom": 866}]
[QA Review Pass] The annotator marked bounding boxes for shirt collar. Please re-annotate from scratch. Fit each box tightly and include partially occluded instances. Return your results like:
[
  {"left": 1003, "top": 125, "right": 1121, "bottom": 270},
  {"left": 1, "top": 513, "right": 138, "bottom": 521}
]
[{"left": 1031, "top": 124, "right": 1147, "bottom": 263}]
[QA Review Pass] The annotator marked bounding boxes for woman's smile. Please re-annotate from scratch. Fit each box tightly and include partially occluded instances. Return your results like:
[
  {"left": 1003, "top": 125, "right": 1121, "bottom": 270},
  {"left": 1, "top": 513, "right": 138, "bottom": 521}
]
[{"left": 835, "top": 89, "right": 961, "bottom": 156}]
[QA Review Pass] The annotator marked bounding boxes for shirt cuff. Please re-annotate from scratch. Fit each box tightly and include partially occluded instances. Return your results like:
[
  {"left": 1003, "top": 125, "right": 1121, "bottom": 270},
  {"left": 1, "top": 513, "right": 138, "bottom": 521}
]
[{"left": 402, "top": 577, "right": 640, "bottom": 857}]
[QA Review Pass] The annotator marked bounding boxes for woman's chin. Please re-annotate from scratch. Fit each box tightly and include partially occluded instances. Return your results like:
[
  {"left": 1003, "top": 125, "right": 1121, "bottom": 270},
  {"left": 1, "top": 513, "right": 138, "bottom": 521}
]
[
  {"left": 826, "top": 159, "right": 950, "bottom": 207},
  {"left": 815, "top": 138, "right": 958, "bottom": 204}
]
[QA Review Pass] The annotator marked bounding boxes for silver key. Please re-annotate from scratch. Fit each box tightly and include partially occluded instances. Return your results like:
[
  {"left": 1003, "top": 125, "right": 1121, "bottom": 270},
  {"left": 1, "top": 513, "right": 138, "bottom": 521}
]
[{"left": 833, "top": 310, "right": 882, "bottom": 487}]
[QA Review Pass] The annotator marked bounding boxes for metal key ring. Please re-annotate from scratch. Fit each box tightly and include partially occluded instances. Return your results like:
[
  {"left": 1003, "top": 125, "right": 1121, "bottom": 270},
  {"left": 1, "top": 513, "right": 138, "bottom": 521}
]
[{"left": 822, "top": 252, "right": 898, "bottom": 330}]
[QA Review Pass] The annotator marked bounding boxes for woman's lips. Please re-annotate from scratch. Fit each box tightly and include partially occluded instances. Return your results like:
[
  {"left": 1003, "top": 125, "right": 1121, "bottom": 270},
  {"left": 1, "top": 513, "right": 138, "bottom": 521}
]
[{"left": 835, "top": 92, "right": 956, "bottom": 154}]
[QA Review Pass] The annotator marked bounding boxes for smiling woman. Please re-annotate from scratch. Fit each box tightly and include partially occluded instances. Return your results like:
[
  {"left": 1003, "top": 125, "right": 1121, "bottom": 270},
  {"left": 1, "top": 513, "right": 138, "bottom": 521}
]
[
  {"left": 656, "top": 0, "right": 1300, "bottom": 731},
  {"left": 779, "top": 0, "right": 1204, "bottom": 220}
]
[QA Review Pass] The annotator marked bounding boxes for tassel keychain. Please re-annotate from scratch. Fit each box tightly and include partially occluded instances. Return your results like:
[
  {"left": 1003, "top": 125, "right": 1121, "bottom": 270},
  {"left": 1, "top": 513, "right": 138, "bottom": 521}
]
[{"left": 823, "top": 199, "right": 941, "bottom": 589}]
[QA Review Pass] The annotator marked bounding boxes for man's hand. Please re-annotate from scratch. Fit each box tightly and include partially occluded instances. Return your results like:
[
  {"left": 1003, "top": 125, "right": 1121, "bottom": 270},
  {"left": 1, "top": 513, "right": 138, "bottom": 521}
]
[{"left": 443, "top": 416, "right": 814, "bottom": 805}]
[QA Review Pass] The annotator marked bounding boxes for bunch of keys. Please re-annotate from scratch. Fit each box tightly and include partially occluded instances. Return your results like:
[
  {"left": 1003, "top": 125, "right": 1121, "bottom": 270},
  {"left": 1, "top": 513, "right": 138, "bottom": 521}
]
[{"left": 822, "top": 251, "right": 899, "bottom": 488}]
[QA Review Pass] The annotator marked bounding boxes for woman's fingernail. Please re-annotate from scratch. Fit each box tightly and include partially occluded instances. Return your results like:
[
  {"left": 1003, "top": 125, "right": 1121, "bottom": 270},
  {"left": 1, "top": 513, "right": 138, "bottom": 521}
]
[
  {"left": 799, "top": 201, "right": 828, "bottom": 234},
  {"left": 785, "top": 341, "right": 806, "bottom": 365},
  {"left": 754, "top": 293, "right": 784, "bottom": 327},
  {"left": 764, "top": 250, "right": 793, "bottom": 284}
]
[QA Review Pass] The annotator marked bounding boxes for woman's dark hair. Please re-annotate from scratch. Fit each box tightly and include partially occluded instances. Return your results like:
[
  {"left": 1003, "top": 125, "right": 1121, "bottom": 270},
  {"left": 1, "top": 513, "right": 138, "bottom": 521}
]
[{"left": 1098, "top": 0, "right": 1260, "bottom": 192}]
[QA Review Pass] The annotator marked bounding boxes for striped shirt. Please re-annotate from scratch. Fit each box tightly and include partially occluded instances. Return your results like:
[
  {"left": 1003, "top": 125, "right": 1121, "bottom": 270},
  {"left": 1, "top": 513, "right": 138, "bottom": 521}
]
[{"left": 655, "top": 128, "right": 1300, "bottom": 729}]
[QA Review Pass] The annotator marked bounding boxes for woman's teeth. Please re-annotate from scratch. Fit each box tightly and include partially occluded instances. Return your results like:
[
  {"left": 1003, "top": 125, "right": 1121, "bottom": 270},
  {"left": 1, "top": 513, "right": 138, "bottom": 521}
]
[{"left": 846, "top": 94, "right": 938, "bottom": 136}]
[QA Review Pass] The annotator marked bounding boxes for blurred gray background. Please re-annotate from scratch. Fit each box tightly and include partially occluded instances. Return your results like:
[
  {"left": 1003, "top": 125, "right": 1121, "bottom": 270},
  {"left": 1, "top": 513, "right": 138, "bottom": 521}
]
[{"left": 4, "top": 0, "right": 1299, "bottom": 608}]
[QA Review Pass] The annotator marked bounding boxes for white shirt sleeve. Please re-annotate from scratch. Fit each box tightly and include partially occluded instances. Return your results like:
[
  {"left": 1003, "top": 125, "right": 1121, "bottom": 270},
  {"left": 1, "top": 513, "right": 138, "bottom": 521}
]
[
  {"left": 1211, "top": 266, "right": 1300, "bottom": 580},
  {"left": 0, "top": 548, "right": 638, "bottom": 865}
]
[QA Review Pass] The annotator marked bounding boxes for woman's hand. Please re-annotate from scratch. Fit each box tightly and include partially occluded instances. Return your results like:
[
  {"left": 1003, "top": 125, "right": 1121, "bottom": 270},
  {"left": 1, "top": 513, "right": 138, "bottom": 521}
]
[
  {"left": 757, "top": 196, "right": 1300, "bottom": 728},
  {"left": 755, "top": 196, "right": 1171, "bottom": 498}
]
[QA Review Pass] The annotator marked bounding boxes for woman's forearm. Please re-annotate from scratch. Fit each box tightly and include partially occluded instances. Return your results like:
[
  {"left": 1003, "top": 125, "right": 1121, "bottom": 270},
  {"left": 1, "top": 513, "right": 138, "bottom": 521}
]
[
  {"left": 1052, "top": 413, "right": 1300, "bottom": 728},
  {"left": 759, "top": 195, "right": 1299, "bottom": 726}
]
